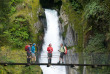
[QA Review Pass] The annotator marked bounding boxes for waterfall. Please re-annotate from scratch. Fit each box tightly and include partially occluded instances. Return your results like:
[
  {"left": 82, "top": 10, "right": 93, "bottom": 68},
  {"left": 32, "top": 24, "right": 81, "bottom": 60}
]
[{"left": 39, "top": 9, "right": 66, "bottom": 74}]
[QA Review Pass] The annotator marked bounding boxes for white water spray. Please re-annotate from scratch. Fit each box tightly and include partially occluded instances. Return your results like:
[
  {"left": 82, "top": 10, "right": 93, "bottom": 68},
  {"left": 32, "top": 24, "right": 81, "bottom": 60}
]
[{"left": 40, "top": 9, "right": 66, "bottom": 74}]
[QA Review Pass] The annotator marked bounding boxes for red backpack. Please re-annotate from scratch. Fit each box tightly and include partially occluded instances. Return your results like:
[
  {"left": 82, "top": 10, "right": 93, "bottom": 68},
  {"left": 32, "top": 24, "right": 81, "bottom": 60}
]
[
  {"left": 63, "top": 46, "right": 67, "bottom": 55},
  {"left": 25, "top": 45, "right": 30, "bottom": 51}
]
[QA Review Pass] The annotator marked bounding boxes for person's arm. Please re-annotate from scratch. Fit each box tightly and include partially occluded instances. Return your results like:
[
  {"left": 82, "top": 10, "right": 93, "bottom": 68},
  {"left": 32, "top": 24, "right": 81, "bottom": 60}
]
[
  {"left": 58, "top": 47, "right": 61, "bottom": 52},
  {"left": 51, "top": 47, "right": 53, "bottom": 52},
  {"left": 47, "top": 47, "right": 49, "bottom": 51},
  {"left": 34, "top": 47, "right": 36, "bottom": 52}
]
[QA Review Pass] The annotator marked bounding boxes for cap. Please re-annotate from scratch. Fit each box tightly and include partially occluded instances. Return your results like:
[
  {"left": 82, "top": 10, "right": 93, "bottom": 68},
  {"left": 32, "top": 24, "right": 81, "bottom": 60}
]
[
  {"left": 33, "top": 43, "right": 36, "bottom": 46},
  {"left": 49, "top": 43, "right": 52, "bottom": 46}
]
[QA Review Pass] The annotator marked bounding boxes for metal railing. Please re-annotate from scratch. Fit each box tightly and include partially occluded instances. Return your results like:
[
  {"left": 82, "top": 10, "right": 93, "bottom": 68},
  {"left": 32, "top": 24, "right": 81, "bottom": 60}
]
[{"left": 0, "top": 52, "right": 110, "bottom": 66}]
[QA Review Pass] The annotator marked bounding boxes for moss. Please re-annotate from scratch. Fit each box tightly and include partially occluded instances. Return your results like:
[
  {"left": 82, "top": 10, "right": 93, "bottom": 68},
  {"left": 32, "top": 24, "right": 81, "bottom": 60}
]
[
  {"left": 59, "top": 17, "right": 63, "bottom": 24},
  {"left": 67, "top": 46, "right": 73, "bottom": 50},
  {"left": 61, "top": 0, "right": 67, "bottom": 3},
  {"left": 31, "top": 0, "right": 40, "bottom": 24},
  {"left": 22, "top": 66, "right": 42, "bottom": 74},
  {"left": 62, "top": 24, "right": 68, "bottom": 38},
  {"left": 62, "top": 2, "right": 84, "bottom": 52},
  {"left": 10, "top": 0, "right": 40, "bottom": 26},
  {"left": 10, "top": 0, "right": 43, "bottom": 44}
]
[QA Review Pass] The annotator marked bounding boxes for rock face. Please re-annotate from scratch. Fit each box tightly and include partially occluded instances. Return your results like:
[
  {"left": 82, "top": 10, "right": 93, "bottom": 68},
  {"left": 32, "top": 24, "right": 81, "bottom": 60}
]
[
  {"left": 60, "top": 6, "right": 77, "bottom": 47},
  {"left": 59, "top": 7, "right": 69, "bottom": 33},
  {"left": 64, "top": 25, "right": 75, "bottom": 47},
  {"left": 60, "top": 8, "right": 69, "bottom": 26},
  {"left": 34, "top": 21, "right": 42, "bottom": 33},
  {"left": 60, "top": 7, "right": 79, "bottom": 74},
  {"left": 64, "top": 48, "right": 79, "bottom": 74},
  {"left": 34, "top": 8, "right": 46, "bottom": 33},
  {"left": 39, "top": 15, "right": 47, "bottom": 32}
]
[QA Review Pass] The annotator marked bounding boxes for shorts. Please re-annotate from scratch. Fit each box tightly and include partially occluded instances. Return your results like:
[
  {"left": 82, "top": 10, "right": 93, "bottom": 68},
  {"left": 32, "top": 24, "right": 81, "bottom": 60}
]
[
  {"left": 60, "top": 52, "right": 65, "bottom": 59},
  {"left": 31, "top": 53, "right": 35, "bottom": 58},
  {"left": 27, "top": 52, "right": 31, "bottom": 57},
  {"left": 48, "top": 53, "right": 52, "bottom": 58}
]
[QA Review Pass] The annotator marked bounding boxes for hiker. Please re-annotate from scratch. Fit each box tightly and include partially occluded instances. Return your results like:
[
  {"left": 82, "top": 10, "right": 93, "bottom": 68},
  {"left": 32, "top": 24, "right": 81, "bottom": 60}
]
[
  {"left": 47, "top": 43, "right": 53, "bottom": 64},
  {"left": 58, "top": 43, "right": 66, "bottom": 64},
  {"left": 25, "top": 43, "right": 32, "bottom": 63},
  {"left": 31, "top": 43, "right": 36, "bottom": 63}
]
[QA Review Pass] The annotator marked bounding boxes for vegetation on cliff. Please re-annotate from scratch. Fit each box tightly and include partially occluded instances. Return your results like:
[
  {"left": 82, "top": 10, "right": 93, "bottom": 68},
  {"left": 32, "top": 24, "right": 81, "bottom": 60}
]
[
  {"left": 0, "top": 0, "right": 43, "bottom": 48},
  {"left": 61, "top": 0, "right": 110, "bottom": 53},
  {"left": 61, "top": 0, "right": 110, "bottom": 73},
  {"left": 0, "top": 0, "right": 43, "bottom": 73}
]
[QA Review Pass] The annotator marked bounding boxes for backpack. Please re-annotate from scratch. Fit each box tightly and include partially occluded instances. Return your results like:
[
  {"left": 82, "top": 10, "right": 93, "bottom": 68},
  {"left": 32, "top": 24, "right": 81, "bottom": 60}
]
[
  {"left": 25, "top": 45, "right": 30, "bottom": 51},
  {"left": 63, "top": 46, "right": 67, "bottom": 55}
]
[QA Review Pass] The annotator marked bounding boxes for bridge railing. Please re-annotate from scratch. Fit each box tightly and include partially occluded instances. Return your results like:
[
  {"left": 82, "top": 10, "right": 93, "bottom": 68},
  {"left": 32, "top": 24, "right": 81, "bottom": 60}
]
[{"left": 0, "top": 51, "right": 110, "bottom": 65}]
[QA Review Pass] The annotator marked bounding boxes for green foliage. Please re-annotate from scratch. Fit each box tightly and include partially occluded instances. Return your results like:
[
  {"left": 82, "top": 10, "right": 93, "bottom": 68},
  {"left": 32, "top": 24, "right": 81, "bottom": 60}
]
[
  {"left": 0, "top": 69, "right": 3, "bottom": 74},
  {"left": 85, "top": 66, "right": 110, "bottom": 74},
  {"left": 84, "top": 34, "right": 107, "bottom": 53},
  {"left": 22, "top": 66, "right": 42, "bottom": 74},
  {"left": 0, "top": 0, "right": 41, "bottom": 48},
  {"left": 84, "top": 1, "right": 106, "bottom": 19},
  {"left": 10, "top": 0, "right": 23, "bottom": 3},
  {"left": 62, "top": 0, "right": 110, "bottom": 73},
  {"left": 0, "top": 0, "right": 42, "bottom": 73},
  {"left": 10, "top": 6, "right": 16, "bottom": 15},
  {"left": 0, "top": 0, "right": 10, "bottom": 22},
  {"left": 84, "top": 1, "right": 110, "bottom": 33},
  {"left": 62, "top": 0, "right": 110, "bottom": 52},
  {"left": 2, "top": 16, "right": 30, "bottom": 48},
  {"left": 59, "top": 17, "right": 63, "bottom": 24},
  {"left": 70, "top": 0, "right": 82, "bottom": 12},
  {"left": 67, "top": 46, "right": 73, "bottom": 50},
  {"left": 62, "top": 24, "right": 68, "bottom": 38}
]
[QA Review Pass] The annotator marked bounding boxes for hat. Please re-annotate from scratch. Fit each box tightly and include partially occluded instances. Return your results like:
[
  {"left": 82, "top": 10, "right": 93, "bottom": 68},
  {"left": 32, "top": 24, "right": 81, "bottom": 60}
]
[
  {"left": 49, "top": 43, "right": 52, "bottom": 46},
  {"left": 33, "top": 43, "right": 36, "bottom": 46}
]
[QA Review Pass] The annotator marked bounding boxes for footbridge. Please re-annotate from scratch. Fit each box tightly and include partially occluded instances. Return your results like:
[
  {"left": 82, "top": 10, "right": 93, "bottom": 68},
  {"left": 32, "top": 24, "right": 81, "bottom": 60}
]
[{"left": 0, "top": 52, "right": 110, "bottom": 68}]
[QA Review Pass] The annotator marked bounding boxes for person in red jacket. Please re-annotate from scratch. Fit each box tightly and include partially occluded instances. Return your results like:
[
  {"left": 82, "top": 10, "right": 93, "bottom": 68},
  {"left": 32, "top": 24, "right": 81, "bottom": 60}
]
[{"left": 47, "top": 43, "right": 53, "bottom": 64}]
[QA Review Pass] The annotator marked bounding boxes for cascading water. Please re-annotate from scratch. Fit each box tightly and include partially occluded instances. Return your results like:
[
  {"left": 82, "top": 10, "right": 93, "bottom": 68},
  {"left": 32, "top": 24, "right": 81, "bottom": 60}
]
[{"left": 39, "top": 9, "right": 66, "bottom": 74}]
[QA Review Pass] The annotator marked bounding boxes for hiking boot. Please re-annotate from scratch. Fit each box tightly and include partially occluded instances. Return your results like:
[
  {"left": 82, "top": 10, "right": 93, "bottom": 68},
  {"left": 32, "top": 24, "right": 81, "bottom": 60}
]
[{"left": 47, "top": 64, "right": 51, "bottom": 67}]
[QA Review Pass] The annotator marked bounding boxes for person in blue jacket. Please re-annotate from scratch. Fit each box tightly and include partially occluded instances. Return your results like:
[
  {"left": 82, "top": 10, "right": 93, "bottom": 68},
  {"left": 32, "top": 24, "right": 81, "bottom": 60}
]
[{"left": 31, "top": 43, "right": 36, "bottom": 63}]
